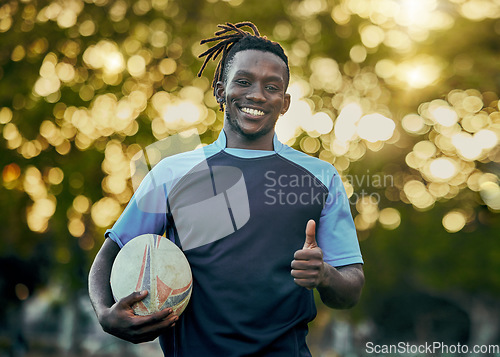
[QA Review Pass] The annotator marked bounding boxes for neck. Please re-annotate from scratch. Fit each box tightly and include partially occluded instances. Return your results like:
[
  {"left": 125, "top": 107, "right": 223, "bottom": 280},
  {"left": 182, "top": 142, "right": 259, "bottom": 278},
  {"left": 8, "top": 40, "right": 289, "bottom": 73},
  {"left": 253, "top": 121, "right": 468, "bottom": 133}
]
[{"left": 223, "top": 128, "right": 275, "bottom": 150}]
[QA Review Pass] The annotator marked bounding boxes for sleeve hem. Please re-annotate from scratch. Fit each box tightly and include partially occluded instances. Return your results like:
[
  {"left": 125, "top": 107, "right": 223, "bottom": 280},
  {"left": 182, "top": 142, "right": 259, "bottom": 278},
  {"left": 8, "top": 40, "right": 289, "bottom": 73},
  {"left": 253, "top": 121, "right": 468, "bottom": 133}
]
[
  {"left": 325, "top": 256, "right": 364, "bottom": 268},
  {"left": 104, "top": 230, "right": 124, "bottom": 248}
]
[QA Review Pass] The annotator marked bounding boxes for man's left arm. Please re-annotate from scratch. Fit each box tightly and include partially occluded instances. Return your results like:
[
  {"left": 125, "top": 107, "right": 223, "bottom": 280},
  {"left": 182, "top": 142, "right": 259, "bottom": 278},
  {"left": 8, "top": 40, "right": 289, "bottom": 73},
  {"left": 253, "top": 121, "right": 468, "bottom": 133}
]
[{"left": 291, "top": 220, "right": 364, "bottom": 309}]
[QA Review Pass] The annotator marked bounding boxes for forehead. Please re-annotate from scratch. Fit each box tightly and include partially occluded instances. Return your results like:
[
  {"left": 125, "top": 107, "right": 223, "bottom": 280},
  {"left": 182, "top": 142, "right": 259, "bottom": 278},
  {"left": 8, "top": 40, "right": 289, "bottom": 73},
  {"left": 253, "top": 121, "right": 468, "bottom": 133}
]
[{"left": 226, "top": 49, "right": 288, "bottom": 82}]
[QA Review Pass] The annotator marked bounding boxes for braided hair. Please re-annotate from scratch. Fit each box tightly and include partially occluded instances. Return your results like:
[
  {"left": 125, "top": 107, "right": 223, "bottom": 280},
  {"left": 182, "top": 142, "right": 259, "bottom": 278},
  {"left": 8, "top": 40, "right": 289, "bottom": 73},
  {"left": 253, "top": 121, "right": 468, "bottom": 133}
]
[{"left": 198, "top": 22, "right": 289, "bottom": 111}]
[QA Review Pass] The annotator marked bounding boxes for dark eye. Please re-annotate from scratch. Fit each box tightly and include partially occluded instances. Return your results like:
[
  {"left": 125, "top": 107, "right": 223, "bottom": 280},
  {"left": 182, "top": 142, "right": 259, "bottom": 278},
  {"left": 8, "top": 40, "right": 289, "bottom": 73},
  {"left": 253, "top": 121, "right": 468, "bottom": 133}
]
[
  {"left": 266, "top": 85, "right": 280, "bottom": 91},
  {"left": 235, "top": 79, "right": 250, "bottom": 86}
]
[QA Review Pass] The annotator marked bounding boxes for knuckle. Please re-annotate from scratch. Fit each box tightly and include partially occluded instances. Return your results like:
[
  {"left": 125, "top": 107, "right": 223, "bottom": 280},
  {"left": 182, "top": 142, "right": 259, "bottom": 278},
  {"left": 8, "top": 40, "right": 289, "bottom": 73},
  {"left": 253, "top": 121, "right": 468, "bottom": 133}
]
[
  {"left": 128, "top": 317, "right": 143, "bottom": 329},
  {"left": 310, "top": 251, "right": 322, "bottom": 259},
  {"left": 150, "top": 313, "right": 163, "bottom": 322},
  {"left": 312, "top": 261, "right": 322, "bottom": 270}
]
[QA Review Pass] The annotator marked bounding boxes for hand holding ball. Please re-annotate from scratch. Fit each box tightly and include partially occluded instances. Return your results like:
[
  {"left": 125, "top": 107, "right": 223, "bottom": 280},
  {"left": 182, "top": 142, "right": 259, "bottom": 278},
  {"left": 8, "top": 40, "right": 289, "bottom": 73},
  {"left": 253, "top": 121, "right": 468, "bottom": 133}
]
[{"left": 110, "top": 234, "right": 192, "bottom": 316}]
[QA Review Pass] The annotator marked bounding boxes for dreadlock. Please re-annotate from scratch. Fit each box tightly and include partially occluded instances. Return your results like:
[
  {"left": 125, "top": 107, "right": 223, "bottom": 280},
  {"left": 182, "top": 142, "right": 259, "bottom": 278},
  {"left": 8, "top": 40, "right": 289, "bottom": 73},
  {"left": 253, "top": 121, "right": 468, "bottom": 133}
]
[{"left": 198, "top": 22, "right": 289, "bottom": 111}]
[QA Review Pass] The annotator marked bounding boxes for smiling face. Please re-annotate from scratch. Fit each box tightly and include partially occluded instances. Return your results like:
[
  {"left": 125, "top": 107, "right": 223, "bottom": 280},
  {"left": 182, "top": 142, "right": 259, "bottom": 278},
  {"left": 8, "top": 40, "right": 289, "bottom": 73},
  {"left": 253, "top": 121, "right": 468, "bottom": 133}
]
[{"left": 216, "top": 49, "right": 291, "bottom": 150}]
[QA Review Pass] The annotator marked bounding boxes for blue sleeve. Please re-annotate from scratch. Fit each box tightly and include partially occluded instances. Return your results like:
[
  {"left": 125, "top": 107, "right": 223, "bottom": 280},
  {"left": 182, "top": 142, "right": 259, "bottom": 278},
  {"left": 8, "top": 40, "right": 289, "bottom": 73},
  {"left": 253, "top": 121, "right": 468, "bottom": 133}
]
[
  {"left": 317, "top": 171, "right": 363, "bottom": 267},
  {"left": 104, "top": 144, "right": 222, "bottom": 248},
  {"left": 105, "top": 167, "right": 168, "bottom": 248}
]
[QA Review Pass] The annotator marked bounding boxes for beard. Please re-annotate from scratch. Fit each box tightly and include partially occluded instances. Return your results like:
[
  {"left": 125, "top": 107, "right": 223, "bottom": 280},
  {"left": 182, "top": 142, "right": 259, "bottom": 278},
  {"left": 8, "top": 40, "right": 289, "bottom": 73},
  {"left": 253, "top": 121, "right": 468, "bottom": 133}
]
[{"left": 224, "top": 110, "right": 274, "bottom": 141}]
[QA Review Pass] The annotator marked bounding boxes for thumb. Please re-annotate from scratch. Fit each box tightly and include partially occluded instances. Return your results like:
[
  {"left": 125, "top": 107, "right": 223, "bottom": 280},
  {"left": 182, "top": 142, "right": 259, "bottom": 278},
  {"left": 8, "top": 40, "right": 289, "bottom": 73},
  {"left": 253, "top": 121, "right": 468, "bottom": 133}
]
[
  {"left": 120, "top": 290, "right": 148, "bottom": 306},
  {"left": 303, "top": 219, "right": 317, "bottom": 249}
]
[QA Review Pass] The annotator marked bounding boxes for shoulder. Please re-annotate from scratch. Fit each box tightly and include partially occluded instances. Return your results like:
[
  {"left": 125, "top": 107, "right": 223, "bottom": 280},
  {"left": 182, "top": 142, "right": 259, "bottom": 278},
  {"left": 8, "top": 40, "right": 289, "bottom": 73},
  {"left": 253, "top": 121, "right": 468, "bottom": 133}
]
[
  {"left": 277, "top": 144, "right": 337, "bottom": 187},
  {"left": 152, "top": 141, "right": 221, "bottom": 173},
  {"left": 132, "top": 141, "right": 221, "bottom": 191}
]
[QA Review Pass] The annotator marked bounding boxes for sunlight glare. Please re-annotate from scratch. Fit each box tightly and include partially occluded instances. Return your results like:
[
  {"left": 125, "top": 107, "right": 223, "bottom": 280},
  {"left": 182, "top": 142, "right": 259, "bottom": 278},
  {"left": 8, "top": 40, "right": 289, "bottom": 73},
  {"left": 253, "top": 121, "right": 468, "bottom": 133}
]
[
  {"left": 397, "top": 0, "right": 437, "bottom": 26},
  {"left": 397, "top": 56, "right": 442, "bottom": 88},
  {"left": 104, "top": 52, "right": 125, "bottom": 75}
]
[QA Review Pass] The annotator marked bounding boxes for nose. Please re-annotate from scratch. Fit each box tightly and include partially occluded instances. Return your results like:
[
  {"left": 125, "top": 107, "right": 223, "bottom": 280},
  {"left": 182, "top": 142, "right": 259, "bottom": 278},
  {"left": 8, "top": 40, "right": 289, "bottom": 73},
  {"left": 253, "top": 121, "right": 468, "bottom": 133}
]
[{"left": 245, "top": 84, "right": 266, "bottom": 102}]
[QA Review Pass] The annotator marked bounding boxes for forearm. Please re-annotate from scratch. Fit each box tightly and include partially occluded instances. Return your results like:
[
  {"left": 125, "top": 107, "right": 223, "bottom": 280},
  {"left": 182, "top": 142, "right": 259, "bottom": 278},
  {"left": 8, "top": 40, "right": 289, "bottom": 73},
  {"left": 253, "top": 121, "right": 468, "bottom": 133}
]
[
  {"left": 88, "top": 237, "right": 179, "bottom": 343},
  {"left": 316, "top": 263, "right": 364, "bottom": 309},
  {"left": 88, "top": 238, "right": 120, "bottom": 320}
]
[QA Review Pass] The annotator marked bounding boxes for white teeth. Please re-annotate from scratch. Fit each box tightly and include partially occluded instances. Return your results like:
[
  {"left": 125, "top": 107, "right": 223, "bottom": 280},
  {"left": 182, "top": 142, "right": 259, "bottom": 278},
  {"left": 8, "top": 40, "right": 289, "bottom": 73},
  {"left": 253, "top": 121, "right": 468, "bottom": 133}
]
[{"left": 241, "top": 107, "right": 264, "bottom": 116}]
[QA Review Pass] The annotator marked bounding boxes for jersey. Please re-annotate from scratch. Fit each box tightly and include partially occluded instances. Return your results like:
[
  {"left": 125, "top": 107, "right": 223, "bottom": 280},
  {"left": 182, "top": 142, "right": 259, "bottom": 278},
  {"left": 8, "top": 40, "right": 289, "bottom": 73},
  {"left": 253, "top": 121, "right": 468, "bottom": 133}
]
[{"left": 106, "top": 130, "right": 363, "bottom": 356}]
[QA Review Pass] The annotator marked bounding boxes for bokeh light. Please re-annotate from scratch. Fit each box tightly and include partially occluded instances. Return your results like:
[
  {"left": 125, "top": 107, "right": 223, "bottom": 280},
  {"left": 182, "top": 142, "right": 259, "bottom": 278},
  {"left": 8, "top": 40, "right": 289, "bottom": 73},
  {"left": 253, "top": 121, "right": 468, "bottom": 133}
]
[
  {"left": 429, "top": 157, "right": 457, "bottom": 181},
  {"left": 1, "top": 1, "right": 500, "bottom": 356},
  {"left": 442, "top": 210, "right": 467, "bottom": 233},
  {"left": 357, "top": 113, "right": 395, "bottom": 143},
  {"left": 378, "top": 207, "right": 401, "bottom": 230},
  {"left": 480, "top": 181, "right": 500, "bottom": 211}
]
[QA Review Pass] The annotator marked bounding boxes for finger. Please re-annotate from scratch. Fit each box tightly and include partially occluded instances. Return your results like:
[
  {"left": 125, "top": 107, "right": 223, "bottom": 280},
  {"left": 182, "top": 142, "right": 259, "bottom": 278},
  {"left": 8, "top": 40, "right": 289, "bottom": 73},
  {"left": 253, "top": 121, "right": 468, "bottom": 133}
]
[
  {"left": 128, "top": 307, "right": 175, "bottom": 327},
  {"left": 126, "top": 311, "right": 178, "bottom": 342},
  {"left": 293, "top": 248, "right": 322, "bottom": 261},
  {"left": 291, "top": 268, "right": 319, "bottom": 279},
  {"left": 148, "top": 308, "right": 176, "bottom": 323},
  {"left": 132, "top": 311, "right": 178, "bottom": 330},
  {"left": 128, "top": 317, "right": 176, "bottom": 344},
  {"left": 291, "top": 259, "right": 322, "bottom": 271},
  {"left": 292, "top": 277, "right": 316, "bottom": 290},
  {"left": 303, "top": 219, "right": 317, "bottom": 249}
]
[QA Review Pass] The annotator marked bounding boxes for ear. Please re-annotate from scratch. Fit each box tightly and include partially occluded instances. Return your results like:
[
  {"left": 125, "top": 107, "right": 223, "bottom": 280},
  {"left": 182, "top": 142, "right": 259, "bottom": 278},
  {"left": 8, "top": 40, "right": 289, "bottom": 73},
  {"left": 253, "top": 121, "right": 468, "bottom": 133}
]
[
  {"left": 215, "top": 81, "right": 225, "bottom": 104},
  {"left": 281, "top": 93, "right": 291, "bottom": 115}
]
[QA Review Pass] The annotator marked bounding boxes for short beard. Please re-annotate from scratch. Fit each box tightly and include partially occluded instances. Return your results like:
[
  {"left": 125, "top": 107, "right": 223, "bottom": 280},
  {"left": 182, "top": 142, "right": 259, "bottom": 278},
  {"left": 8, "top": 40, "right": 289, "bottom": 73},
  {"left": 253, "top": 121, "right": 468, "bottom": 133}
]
[{"left": 224, "top": 111, "right": 270, "bottom": 141}]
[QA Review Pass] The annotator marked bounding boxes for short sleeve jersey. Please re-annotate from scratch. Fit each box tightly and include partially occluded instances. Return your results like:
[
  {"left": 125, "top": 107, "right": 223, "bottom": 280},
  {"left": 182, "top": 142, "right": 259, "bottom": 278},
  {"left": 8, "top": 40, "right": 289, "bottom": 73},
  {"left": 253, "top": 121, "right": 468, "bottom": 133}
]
[{"left": 106, "top": 130, "right": 363, "bottom": 357}]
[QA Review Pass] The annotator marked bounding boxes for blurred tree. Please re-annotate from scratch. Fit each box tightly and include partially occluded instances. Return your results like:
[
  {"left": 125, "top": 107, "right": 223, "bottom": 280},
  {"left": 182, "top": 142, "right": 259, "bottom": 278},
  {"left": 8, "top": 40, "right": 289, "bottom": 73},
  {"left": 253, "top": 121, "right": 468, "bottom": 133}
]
[{"left": 0, "top": 0, "right": 499, "bottom": 354}]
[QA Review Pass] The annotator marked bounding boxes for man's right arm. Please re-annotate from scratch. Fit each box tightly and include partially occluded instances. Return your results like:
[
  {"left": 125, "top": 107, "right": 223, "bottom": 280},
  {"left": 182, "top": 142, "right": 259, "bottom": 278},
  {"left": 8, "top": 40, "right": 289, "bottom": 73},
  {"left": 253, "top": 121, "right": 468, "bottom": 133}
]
[{"left": 88, "top": 238, "right": 178, "bottom": 344}]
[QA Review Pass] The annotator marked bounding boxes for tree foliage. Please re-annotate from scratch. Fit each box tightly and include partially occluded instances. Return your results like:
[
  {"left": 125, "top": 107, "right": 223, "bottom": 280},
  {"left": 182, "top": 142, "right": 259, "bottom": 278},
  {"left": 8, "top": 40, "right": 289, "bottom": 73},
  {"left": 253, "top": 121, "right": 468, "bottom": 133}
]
[{"left": 1, "top": 0, "right": 499, "bottom": 349}]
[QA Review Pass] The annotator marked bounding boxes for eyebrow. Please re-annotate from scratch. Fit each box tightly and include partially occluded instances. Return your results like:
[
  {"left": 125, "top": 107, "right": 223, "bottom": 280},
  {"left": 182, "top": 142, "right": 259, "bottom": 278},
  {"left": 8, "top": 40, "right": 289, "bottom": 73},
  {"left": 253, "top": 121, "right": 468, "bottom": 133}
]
[{"left": 233, "top": 70, "right": 286, "bottom": 84}]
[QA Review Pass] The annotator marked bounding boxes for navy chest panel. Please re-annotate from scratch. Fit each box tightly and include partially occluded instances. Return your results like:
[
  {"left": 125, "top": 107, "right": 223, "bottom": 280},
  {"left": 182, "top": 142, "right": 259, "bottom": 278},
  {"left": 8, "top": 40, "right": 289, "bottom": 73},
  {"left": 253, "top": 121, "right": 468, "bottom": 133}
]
[{"left": 167, "top": 151, "right": 328, "bottom": 269}]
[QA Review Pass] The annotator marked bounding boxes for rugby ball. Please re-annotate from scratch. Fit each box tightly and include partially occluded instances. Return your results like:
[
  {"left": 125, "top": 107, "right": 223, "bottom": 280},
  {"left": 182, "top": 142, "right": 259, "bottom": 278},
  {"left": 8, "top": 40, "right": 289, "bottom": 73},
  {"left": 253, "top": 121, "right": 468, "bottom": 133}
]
[{"left": 110, "top": 234, "right": 192, "bottom": 316}]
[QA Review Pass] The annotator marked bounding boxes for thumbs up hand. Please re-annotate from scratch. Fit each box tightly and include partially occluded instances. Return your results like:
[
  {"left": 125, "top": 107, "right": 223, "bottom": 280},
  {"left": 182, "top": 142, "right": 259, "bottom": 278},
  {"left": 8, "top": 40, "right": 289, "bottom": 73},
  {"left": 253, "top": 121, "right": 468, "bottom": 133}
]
[{"left": 291, "top": 220, "right": 326, "bottom": 290}]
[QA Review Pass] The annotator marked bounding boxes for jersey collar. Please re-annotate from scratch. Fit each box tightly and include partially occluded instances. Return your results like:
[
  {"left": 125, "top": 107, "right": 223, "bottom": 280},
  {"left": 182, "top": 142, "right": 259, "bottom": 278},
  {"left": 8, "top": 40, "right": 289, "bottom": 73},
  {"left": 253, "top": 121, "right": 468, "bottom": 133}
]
[{"left": 214, "top": 130, "right": 284, "bottom": 156}]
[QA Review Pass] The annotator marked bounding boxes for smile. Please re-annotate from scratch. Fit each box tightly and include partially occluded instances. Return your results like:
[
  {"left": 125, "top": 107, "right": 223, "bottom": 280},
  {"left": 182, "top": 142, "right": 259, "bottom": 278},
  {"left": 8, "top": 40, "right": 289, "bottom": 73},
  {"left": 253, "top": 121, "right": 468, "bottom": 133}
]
[{"left": 241, "top": 107, "right": 265, "bottom": 116}]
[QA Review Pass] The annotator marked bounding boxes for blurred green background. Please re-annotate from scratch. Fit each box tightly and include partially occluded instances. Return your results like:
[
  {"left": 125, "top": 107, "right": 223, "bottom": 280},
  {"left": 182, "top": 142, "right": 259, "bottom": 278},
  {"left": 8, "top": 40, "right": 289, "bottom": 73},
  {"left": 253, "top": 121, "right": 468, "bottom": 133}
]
[{"left": 1, "top": 0, "right": 499, "bottom": 356}]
